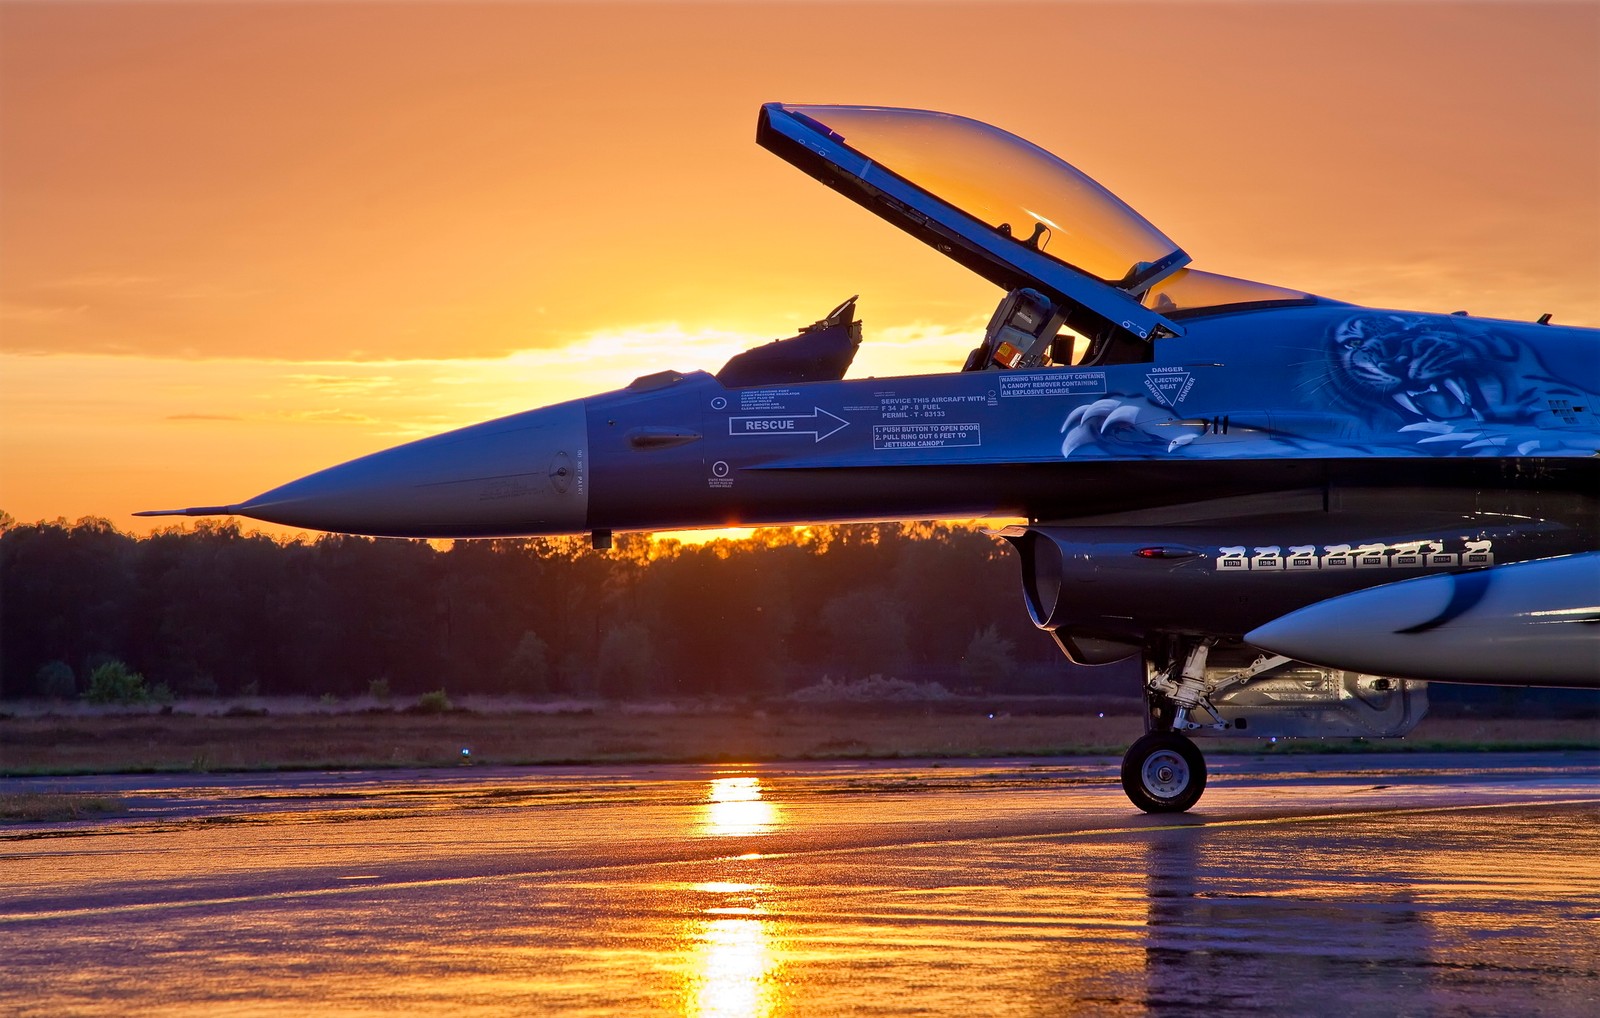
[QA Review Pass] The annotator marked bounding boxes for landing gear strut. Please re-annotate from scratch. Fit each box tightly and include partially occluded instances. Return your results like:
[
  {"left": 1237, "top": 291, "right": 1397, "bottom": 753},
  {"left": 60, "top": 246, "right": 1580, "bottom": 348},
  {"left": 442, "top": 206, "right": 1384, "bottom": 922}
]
[
  {"left": 1121, "top": 731, "right": 1206, "bottom": 813},
  {"left": 1121, "top": 637, "right": 1222, "bottom": 813}
]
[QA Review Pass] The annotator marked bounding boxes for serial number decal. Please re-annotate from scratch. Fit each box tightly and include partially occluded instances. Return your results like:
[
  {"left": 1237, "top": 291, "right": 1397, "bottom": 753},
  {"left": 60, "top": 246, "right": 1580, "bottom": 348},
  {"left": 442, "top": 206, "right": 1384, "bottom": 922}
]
[{"left": 1215, "top": 539, "right": 1495, "bottom": 572}]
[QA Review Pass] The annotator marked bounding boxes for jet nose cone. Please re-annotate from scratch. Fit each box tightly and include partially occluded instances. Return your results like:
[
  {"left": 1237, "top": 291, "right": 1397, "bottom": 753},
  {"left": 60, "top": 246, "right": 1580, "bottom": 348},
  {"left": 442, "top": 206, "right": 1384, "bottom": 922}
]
[{"left": 237, "top": 400, "right": 589, "bottom": 538}]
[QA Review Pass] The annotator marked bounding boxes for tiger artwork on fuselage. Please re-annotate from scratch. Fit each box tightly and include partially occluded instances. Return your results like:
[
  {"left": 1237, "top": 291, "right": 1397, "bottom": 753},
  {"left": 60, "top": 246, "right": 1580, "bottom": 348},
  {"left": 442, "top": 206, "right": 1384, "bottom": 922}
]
[
  {"left": 1057, "top": 311, "right": 1598, "bottom": 460},
  {"left": 1325, "top": 313, "right": 1585, "bottom": 427}
]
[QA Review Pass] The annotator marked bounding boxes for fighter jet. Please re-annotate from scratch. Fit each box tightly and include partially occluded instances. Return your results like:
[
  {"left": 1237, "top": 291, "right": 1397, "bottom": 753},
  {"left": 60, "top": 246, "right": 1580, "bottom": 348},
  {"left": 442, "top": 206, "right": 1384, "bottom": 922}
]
[{"left": 141, "top": 103, "right": 1600, "bottom": 812}]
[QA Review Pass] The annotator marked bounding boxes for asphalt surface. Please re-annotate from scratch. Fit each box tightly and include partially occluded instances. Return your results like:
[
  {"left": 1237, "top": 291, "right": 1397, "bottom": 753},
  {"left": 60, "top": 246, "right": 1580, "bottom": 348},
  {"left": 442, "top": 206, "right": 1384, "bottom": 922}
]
[{"left": 3, "top": 752, "right": 1598, "bottom": 1016}]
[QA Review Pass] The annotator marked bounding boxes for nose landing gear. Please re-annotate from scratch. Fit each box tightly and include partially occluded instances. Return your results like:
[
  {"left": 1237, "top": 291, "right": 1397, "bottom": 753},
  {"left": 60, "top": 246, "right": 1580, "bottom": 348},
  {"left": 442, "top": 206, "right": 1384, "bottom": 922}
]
[
  {"left": 1121, "top": 730, "right": 1207, "bottom": 813},
  {"left": 1121, "top": 636, "right": 1224, "bottom": 813}
]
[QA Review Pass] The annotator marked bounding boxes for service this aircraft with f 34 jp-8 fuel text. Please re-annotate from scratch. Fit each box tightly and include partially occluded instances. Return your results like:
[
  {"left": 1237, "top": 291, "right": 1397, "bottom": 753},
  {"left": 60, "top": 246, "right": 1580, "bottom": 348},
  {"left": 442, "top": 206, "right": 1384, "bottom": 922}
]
[{"left": 142, "top": 103, "right": 1600, "bottom": 813}]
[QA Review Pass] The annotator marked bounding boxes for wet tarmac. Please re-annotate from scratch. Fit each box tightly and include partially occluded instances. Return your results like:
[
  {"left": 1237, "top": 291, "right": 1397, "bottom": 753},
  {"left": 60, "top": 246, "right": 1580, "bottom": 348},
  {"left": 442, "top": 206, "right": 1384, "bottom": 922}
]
[{"left": 3, "top": 752, "right": 1598, "bottom": 1016}]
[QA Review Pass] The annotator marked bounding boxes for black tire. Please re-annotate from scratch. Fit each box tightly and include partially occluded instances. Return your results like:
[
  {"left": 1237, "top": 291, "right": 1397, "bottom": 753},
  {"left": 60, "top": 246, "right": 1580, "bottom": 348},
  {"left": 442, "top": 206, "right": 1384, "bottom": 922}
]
[{"left": 1121, "top": 731, "right": 1207, "bottom": 813}]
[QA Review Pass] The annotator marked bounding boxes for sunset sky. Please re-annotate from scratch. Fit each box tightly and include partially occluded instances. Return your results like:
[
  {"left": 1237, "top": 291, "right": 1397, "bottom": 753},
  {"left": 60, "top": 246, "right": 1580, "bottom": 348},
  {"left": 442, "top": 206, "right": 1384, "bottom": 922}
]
[{"left": 3, "top": 1, "right": 1597, "bottom": 534}]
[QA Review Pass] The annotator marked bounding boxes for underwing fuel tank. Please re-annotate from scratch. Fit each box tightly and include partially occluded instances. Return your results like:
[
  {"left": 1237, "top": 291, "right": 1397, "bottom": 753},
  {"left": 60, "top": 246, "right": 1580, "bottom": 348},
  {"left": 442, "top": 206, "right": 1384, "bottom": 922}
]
[
  {"left": 1004, "top": 520, "right": 1596, "bottom": 663},
  {"left": 1246, "top": 552, "right": 1600, "bottom": 687}
]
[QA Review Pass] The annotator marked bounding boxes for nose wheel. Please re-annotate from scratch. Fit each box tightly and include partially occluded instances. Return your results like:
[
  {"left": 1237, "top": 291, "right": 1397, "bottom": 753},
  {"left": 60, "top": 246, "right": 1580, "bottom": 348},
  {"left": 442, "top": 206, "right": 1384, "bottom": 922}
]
[{"left": 1121, "top": 731, "right": 1207, "bottom": 813}]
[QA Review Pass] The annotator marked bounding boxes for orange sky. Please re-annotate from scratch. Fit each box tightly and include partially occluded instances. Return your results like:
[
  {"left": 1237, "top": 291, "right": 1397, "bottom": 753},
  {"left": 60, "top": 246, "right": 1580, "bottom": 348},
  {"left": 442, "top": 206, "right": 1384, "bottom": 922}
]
[{"left": 2, "top": 1, "right": 1597, "bottom": 534}]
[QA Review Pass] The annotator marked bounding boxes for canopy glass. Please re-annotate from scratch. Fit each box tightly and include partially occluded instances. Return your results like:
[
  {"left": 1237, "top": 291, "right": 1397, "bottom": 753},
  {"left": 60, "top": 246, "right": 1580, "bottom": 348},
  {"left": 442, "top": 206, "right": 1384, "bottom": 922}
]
[{"left": 784, "top": 104, "right": 1183, "bottom": 289}]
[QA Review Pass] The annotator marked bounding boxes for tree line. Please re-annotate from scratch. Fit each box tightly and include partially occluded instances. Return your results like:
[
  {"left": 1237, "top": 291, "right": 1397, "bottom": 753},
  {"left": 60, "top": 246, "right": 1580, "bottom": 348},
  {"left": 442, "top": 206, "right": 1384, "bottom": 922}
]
[{"left": 1, "top": 515, "right": 1113, "bottom": 702}]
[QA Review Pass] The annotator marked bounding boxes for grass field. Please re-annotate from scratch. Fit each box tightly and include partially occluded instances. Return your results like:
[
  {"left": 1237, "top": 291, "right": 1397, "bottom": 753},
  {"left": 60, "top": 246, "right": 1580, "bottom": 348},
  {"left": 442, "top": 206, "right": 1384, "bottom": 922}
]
[{"left": 2, "top": 701, "right": 1594, "bottom": 776}]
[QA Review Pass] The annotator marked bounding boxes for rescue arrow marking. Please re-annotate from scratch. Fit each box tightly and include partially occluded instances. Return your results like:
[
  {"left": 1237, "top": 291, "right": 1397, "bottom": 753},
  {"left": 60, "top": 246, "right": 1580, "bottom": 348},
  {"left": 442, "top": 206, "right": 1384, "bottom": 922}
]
[{"left": 728, "top": 407, "right": 849, "bottom": 443}]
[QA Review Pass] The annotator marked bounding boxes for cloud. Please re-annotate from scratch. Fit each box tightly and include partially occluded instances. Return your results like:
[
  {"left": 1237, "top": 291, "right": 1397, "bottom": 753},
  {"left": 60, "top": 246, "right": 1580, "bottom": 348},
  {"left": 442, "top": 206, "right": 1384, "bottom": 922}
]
[
  {"left": 276, "top": 409, "right": 380, "bottom": 425},
  {"left": 286, "top": 374, "right": 399, "bottom": 394}
]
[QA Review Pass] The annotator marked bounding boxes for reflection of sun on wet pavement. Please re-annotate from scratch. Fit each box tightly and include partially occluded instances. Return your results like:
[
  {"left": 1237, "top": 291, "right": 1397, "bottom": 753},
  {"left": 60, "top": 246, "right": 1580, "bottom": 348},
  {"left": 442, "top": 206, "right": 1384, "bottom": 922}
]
[
  {"left": 682, "top": 882, "right": 781, "bottom": 1018},
  {"left": 7, "top": 758, "right": 1600, "bottom": 1016},
  {"left": 684, "top": 915, "right": 779, "bottom": 1018},
  {"left": 684, "top": 777, "right": 784, "bottom": 1014},
  {"left": 699, "top": 776, "right": 779, "bottom": 837}
]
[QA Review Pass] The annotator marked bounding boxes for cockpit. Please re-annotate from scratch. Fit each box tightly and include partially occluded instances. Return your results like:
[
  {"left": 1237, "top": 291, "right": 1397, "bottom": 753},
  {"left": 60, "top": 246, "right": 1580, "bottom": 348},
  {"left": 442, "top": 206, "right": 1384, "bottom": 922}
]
[{"left": 733, "top": 103, "right": 1317, "bottom": 386}]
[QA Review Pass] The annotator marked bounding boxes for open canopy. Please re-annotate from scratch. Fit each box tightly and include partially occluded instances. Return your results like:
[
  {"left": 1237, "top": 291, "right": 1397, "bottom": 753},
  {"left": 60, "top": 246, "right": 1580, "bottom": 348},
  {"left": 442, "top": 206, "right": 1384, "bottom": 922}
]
[
  {"left": 758, "top": 102, "right": 1195, "bottom": 342},
  {"left": 781, "top": 104, "right": 1184, "bottom": 289}
]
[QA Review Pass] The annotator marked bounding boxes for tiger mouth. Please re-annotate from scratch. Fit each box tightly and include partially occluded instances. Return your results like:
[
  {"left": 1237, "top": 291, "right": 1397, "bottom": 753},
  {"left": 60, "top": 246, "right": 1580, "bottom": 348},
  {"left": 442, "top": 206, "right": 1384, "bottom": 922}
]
[{"left": 1392, "top": 378, "right": 1473, "bottom": 418}]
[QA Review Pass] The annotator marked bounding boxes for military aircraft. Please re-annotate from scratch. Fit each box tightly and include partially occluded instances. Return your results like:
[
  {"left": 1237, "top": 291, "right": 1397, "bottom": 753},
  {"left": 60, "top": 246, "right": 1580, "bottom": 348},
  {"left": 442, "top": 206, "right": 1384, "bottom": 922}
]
[{"left": 141, "top": 103, "right": 1600, "bottom": 812}]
